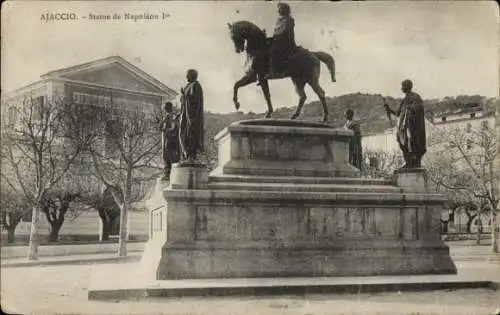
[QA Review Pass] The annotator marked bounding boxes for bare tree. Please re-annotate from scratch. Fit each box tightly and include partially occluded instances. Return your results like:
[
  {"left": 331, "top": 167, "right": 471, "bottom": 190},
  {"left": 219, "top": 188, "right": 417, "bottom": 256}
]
[
  {"left": 426, "top": 158, "right": 486, "bottom": 240},
  {"left": 88, "top": 104, "right": 162, "bottom": 256},
  {"left": 1, "top": 95, "right": 101, "bottom": 259},
  {"left": 0, "top": 185, "right": 30, "bottom": 243},
  {"left": 39, "top": 168, "right": 102, "bottom": 243},
  {"left": 361, "top": 148, "right": 403, "bottom": 179},
  {"left": 78, "top": 184, "right": 121, "bottom": 242},
  {"left": 429, "top": 120, "right": 498, "bottom": 251}
]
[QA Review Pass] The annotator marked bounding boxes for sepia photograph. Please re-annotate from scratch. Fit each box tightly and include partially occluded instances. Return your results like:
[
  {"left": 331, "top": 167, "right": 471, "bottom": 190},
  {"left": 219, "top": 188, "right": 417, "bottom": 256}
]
[{"left": 1, "top": 1, "right": 499, "bottom": 314}]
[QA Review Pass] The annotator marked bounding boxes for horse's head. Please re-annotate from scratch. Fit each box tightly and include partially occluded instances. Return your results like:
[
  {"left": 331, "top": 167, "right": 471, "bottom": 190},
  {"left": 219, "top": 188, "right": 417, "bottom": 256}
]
[{"left": 227, "top": 22, "right": 245, "bottom": 53}]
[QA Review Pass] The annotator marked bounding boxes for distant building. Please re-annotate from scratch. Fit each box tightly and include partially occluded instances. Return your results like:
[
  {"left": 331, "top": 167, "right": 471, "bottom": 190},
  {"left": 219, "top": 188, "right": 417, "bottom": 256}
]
[
  {"left": 1, "top": 55, "right": 177, "bottom": 130},
  {"left": 0, "top": 56, "right": 177, "bottom": 241},
  {"left": 362, "top": 103, "right": 495, "bottom": 161}
]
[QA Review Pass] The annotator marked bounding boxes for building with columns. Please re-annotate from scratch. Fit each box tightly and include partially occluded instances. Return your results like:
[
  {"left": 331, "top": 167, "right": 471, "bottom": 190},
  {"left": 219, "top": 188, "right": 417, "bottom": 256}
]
[
  {"left": 2, "top": 55, "right": 177, "bottom": 130},
  {"left": 1, "top": 56, "right": 177, "bottom": 241}
]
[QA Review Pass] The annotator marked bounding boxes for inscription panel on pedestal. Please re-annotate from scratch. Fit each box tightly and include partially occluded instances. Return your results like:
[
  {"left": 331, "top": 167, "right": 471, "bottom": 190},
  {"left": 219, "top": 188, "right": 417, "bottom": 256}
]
[
  {"left": 428, "top": 206, "right": 443, "bottom": 239},
  {"left": 150, "top": 208, "right": 163, "bottom": 238},
  {"left": 193, "top": 205, "right": 419, "bottom": 241},
  {"left": 372, "top": 208, "right": 400, "bottom": 238},
  {"left": 195, "top": 205, "right": 309, "bottom": 241},
  {"left": 400, "top": 207, "right": 418, "bottom": 240},
  {"left": 309, "top": 207, "right": 403, "bottom": 239},
  {"left": 246, "top": 134, "right": 332, "bottom": 162}
]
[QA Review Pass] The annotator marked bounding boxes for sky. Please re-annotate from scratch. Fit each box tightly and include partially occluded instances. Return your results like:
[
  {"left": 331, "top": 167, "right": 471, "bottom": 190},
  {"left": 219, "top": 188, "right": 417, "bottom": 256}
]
[{"left": 1, "top": 1, "right": 498, "bottom": 114}]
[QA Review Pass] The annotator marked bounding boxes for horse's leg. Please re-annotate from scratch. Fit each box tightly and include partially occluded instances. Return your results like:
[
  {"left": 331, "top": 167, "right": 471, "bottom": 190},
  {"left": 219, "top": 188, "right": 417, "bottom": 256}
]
[
  {"left": 258, "top": 77, "right": 273, "bottom": 118},
  {"left": 290, "top": 79, "right": 306, "bottom": 120},
  {"left": 233, "top": 70, "right": 257, "bottom": 111},
  {"left": 309, "top": 79, "right": 329, "bottom": 123}
]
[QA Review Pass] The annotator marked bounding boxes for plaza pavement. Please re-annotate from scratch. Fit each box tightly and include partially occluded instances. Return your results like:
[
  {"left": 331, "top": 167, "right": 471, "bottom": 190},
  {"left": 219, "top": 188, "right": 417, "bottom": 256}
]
[{"left": 1, "top": 242, "right": 499, "bottom": 315}]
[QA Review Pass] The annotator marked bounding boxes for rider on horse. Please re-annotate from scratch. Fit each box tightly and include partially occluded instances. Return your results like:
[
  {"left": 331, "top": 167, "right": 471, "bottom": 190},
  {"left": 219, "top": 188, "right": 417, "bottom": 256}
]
[{"left": 266, "top": 2, "right": 297, "bottom": 79}]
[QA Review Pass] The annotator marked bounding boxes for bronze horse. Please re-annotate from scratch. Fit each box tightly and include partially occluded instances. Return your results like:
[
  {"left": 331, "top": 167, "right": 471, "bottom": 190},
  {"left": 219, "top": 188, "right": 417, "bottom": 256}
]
[{"left": 227, "top": 20, "right": 336, "bottom": 122}]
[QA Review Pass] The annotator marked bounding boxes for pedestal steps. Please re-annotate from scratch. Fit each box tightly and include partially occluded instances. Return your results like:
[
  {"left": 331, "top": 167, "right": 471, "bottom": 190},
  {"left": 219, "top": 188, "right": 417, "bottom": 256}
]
[
  {"left": 209, "top": 174, "right": 393, "bottom": 186},
  {"left": 207, "top": 178, "right": 403, "bottom": 194}
]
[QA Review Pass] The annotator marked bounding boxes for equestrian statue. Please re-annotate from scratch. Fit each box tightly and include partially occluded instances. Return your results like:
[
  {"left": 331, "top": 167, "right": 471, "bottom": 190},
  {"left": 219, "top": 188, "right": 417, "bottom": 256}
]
[{"left": 227, "top": 3, "right": 336, "bottom": 122}]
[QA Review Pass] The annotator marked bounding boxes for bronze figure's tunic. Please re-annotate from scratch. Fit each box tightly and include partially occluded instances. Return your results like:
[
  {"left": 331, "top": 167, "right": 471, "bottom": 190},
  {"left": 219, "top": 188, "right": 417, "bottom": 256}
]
[
  {"left": 161, "top": 111, "right": 180, "bottom": 178},
  {"left": 395, "top": 91, "right": 427, "bottom": 167},
  {"left": 344, "top": 120, "right": 363, "bottom": 170},
  {"left": 271, "top": 15, "right": 296, "bottom": 73},
  {"left": 179, "top": 80, "right": 204, "bottom": 161}
]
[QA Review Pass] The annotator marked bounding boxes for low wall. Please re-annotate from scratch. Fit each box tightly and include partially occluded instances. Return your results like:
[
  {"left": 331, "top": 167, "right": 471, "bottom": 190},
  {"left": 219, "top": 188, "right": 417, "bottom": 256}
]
[
  {"left": 1, "top": 210, "right": 149, "bottom": 244},
  {"left": 1, "top": 241, "right": 145, "bottom": 259},
  {"left": 12, "top": 211, "right": 148, "bottom": 236}
]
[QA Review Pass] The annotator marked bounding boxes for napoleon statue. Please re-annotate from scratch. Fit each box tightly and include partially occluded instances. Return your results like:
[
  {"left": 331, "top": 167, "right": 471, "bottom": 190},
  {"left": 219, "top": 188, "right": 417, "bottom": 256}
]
[
  {"left": 384, "top": 79, "right": 427, "bottom": 169},
  {"left": 266, "top": 2, "right": 297, "bottom": 78}
]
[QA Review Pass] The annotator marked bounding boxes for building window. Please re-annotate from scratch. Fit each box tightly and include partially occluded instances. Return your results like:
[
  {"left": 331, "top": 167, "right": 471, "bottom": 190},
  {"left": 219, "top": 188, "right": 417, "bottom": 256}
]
[
  {"left": 72, "top": 92, "right": 111, "bottom": 106},
  {"left": 31, "top": 96, "right": 44, "bottom": 120},
  {"left": 369, "top": 157, "right": 379, "bottom": 169},
  {"left": 466, "top": 139, "right": 473, "bottom": 150},
  {"left": 7, "top": 106, "right": 17, "bottom": 127},
  {"left": 466, "top": 123, "right": 472, "bottom": 133},
  {"left": 470, "top": 113, "right": 476, "bottom": 119}
]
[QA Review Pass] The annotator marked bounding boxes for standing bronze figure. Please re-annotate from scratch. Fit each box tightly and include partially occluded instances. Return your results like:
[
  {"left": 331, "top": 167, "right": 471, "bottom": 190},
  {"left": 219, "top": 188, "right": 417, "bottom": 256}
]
[
  {"left": 343, "top": 109, "right": 363, "bottom": 170},
  {"left": 179, "top": 69, "right": 204, "bottom": 162},
  {"left": 161, "top": 102, "right": 180, "bottom": 180},
  {"left": 384, "top": 79, "right": 427, "bottom": 169}
]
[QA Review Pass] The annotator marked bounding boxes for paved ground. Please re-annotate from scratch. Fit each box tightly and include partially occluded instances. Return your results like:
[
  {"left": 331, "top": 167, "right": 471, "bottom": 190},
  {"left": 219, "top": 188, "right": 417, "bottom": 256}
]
[{"left": 1, "top": 244, "right": 499, "bottom": 315}]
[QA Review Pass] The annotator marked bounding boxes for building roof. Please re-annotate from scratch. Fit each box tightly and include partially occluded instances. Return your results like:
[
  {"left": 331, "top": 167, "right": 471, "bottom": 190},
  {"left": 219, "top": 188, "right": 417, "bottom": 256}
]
[
  {"left": 363, "top": 102, "right": 495, "bottom": 136},
  {"left": 429, "top": 103, "right": 485, "bottom": 118},
  {"left": 1, "top": 80, "right": 50, "bottom": 101},
  {"left": 2, "top": 56, "right": 177, "bottom": 101},
  {"left": 40, "top": 55, "right": 177, "bottom": 97}
]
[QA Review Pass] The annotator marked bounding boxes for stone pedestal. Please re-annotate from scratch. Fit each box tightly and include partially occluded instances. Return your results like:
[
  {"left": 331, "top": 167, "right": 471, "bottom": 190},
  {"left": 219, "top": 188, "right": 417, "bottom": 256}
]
[
  {"left": 211, "top": 119, "right": 360, "bottom": 178},
  {"left": 393, "top": 168, "right": 429, "bottom": 193},
  {"left": 169, "top": 163, "right": 209, "bottom": 189},
  {"left": 147, "top": 119, "right": 456, "bottom": 280}
]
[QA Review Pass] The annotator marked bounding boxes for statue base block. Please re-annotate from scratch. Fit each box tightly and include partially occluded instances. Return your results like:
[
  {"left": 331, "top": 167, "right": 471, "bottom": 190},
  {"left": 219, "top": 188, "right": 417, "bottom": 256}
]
[
  {"left": 393, "top": 168, "right": 429, "bottom": 193},
  {"left": 169, "top": 163, "right": 208, "bottom": 189},
  {"left": 210, "top": 119, "right": 360, "bottom": 177},
  {"left": 145, "top": 119, "right": 456, "bottom": 280},
  {"left": 155, "top": 188, "right": 456, "bottom": 279}
]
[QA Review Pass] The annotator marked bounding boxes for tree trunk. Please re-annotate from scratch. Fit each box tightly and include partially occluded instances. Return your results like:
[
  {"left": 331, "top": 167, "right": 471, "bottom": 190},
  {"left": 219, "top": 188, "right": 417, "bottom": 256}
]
[
  {"left": 6, "top": 227, "right": 16, "bottom": 243},
  {"left": 118, "top": 171, "right": 132, "bottom": 257},
  {"left": 98, "top": 209, "right": 110, "bottom": 241},
  {"left": 28, "top": 204, "right": 41, "bottom": 260},
  {"left": 100, "top": 218, "right": 111, "bottom": 241},
  {"left": 441, "top": 220, "right": 449, "bottom": 233},
  {"left": 48, "top": 222, "right": 62, "bottom": 243},
  {"left": 5, "top": 213, "right": 22, "bottom": 244},
  {"left": 466, "top": 214, "right": 476, "bottom": 234},
  {"left": 118, "top": 203, "right": 128, "bottom": 257},
  {"left": 476, "top": 217, "right": 482, "bottom": 245},
  {"left": 492, "top": 210, "right": 498, "bottom": 253}
]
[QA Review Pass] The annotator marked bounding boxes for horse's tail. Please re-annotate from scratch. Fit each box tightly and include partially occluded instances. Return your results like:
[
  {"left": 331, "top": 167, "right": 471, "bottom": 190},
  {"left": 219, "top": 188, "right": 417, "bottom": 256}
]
[{"left": 313, "top": 51, "right": 336, "bottom": 83}]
